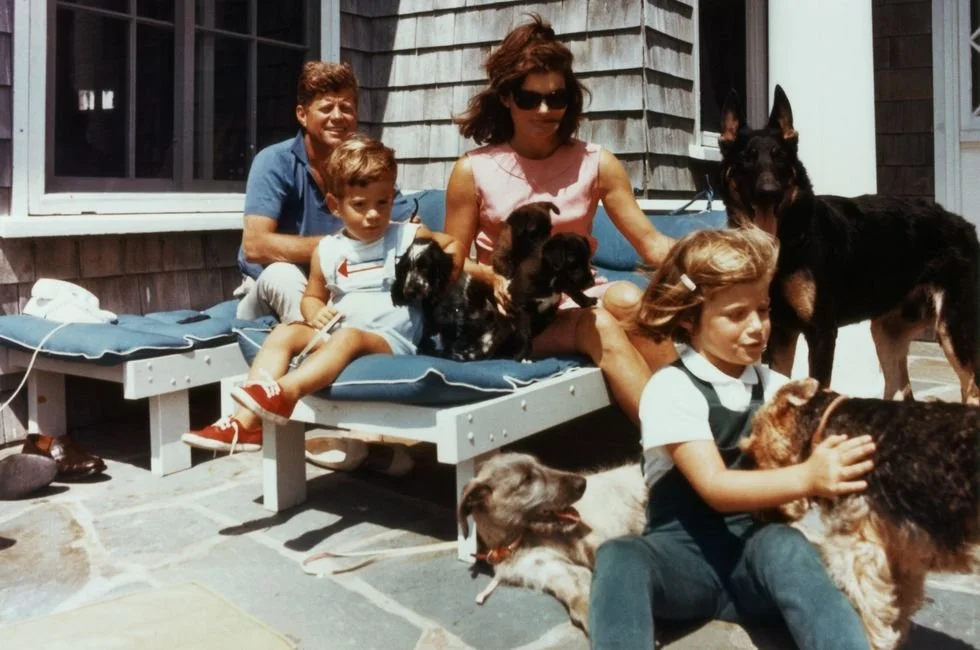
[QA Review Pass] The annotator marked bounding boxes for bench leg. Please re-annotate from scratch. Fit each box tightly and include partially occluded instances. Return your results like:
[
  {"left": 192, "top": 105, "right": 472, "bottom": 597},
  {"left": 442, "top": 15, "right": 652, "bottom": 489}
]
[
  {"left": 148, "top": 391, "right": 192, "bottom": 476},
  {"left": 27, "top": 370, "right": 66, "bottom": 437},
  {"left": 262, "top": 419, "right": 307, "bottom": 511},
  {"left": 219, "top": 375, "right": 241, "bottom": 417},
  {"left": 456, "top": 457, "right": 479, "bottom": 562}
]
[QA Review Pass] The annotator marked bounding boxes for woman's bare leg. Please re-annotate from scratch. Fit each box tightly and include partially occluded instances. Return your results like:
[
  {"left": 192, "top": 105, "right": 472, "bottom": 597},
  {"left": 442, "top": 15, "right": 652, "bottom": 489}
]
[
  {"left": 602, "top": 281, "right": 678, "bottom": 375},
  {"left": 533, "top": 307, "right": 654, "bottom": 427}
]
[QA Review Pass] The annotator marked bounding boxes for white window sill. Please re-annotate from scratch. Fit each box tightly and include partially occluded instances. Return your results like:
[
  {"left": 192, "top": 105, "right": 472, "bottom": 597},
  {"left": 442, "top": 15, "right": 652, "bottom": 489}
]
[
  {"left": 687, "top": 143, "right": 723, "bottom": 162},
  {"left": 0, "top": 213, "right": 243, "bottom": 238}
]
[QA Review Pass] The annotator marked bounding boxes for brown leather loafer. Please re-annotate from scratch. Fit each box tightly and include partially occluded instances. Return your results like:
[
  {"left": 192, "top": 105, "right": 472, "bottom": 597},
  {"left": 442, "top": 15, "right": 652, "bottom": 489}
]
[
  {"left": 21, "top": 434, "right": 107, "bottom": 479},
  {"left": 0, "top": 453, "right": 58, "bottom": 499}
]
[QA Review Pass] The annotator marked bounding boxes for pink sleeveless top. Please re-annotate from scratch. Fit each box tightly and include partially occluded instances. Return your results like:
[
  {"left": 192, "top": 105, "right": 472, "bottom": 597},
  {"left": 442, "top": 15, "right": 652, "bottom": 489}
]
[{"left": 467, "top": 139, "right": 601, "bottom": 265}]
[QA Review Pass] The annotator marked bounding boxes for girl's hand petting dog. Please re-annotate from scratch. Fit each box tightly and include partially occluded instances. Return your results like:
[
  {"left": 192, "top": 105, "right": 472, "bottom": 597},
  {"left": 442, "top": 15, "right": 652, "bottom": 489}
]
[
  {"left": 804, "top": 434, "right": 876, "bottom": 498},
  {"left": 308, "top": 304, "right": 343, "bottom": 330}
]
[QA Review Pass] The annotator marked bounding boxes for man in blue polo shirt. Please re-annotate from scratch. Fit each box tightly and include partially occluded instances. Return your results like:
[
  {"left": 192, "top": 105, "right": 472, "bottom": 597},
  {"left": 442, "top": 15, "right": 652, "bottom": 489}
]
[{"left": 234, "top": 60, "right": 414, "bottom": 323}]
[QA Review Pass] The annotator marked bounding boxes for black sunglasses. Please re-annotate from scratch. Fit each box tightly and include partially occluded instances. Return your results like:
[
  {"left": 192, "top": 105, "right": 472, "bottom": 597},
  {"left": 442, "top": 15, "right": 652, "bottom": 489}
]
[{"left": 511, "top": 87, "right": 572, "bottom": 111}]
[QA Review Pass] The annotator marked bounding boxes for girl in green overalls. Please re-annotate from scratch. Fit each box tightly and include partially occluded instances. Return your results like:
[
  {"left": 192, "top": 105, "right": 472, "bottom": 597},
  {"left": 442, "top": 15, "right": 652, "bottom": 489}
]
[{"left": 588, "top": 228, "right": 876, "bottom": 650}]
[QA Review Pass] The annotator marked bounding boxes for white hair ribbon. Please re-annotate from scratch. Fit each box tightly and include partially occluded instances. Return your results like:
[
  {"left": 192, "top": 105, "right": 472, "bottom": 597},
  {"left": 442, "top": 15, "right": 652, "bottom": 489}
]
[{"left": 679, "top": 274, "right": 697, "bottom": 292}]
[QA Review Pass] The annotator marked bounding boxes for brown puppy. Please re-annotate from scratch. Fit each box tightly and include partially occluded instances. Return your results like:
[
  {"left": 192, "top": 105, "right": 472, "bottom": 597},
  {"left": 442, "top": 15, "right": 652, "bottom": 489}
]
[
  {"left": 492, "top": 201, "right": 556, "bottom": 278},
  {"left": 740, "top": 378, "right": 979, "bottom": 650}
]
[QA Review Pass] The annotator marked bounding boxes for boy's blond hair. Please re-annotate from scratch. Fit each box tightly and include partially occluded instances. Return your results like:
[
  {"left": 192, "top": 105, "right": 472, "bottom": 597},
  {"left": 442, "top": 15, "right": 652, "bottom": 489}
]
[
  {"left": 322, "top": 134, "right": 397, "bottom": 198},
  {"left": 632, "top": 227, "right": 779, "bottom": 345}
]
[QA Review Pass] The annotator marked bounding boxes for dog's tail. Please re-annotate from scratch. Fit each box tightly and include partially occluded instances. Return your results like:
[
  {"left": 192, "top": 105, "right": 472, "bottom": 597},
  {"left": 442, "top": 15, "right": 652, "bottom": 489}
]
[{"left": 930, "top": 227, "right": 980, "bottom": 400}]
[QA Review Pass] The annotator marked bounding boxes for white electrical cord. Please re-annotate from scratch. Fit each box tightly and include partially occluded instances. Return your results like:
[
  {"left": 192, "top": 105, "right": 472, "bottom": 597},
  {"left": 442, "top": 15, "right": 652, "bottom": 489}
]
[{"left": 0, "top": 321, "right": 73, "bottom": 413}]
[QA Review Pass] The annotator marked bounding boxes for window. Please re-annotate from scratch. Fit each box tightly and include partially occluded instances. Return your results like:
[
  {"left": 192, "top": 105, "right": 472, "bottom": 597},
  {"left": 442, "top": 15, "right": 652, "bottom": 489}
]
[
  {"left": 971, "top": 0, "right": 979, "bottom": 119},
  {"left": 690, "top": 0, "right": 767, "bottom": 161},
  {"left": 48, "top": 0, "right": 318, "bottom": 194}
]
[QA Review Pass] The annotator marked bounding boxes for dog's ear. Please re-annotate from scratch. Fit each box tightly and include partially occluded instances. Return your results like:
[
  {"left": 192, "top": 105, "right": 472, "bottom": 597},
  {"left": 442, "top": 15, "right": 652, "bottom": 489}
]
[
  {"left": 767, "top": 85, "right": 798, "bottom": 142},
  {"left": 456, "top": 480, "right": 490, "bottom": 538},
  {"left": 435, "top": 246, "right": 454, "bottom": 293},
  {"left": 390, "top": 255, "right": 408, "bottom": 306},
  {"left": 543, "top": 202, "right": 559, "bottom": 216},
  {"left": 719, "top": 89, "right": 742, "bottom": 146}
]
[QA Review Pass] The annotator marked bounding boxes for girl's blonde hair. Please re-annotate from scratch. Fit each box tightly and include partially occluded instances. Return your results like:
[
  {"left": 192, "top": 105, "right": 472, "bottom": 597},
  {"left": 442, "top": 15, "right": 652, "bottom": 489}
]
[
  {"left": 632, "top": 227, "right": 779, "bottom": 344},
  {"left": 322, "top": 134, "right": 397, "bottom": 198}
]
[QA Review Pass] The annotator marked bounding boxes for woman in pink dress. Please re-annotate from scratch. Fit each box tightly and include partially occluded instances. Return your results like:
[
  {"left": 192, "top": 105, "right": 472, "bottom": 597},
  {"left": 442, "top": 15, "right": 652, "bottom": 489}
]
[{"left": 445, "top": 14, "right": 677, "bottom": 424}]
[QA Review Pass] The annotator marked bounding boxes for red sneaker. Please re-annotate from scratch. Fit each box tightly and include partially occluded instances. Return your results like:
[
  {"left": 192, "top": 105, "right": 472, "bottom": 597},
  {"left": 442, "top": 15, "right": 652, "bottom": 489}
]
[
  {"left": 181, "top": 416, "right": 262, "bottom": 452},
  {"left": 231, "top": 378, "right": 297, "bottom": 425}
]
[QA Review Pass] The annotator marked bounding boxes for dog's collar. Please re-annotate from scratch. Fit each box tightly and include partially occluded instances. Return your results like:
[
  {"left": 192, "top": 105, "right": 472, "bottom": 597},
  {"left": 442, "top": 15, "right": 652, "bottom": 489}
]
[
  {"left": 473, "top": 534, "right": 523, "bottom": 565},
  {"left": 808, "top": 393, "right": 848, "bottom": 451}
]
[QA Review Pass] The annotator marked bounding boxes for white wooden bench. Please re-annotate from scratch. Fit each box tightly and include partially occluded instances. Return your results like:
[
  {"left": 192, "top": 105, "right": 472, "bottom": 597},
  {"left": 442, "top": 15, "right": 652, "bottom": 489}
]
[
  {"left": 2, "top": 343, "right": 248, "bottom": 476},
  {"left": 224, "top": 366, "right": 612, "bottom": 561}
]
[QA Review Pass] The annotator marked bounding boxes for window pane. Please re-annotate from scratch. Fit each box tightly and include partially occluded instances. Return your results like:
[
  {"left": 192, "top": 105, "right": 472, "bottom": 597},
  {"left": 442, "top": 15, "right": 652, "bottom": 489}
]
[
  {"left": 973, "top": 0, "right": 979, "bottom": 114},
  {"left": 257, "top": 46, "right": 305, "bottom": 151},
  {"left": 196, "top": 0, "right": 249, "bottom": 34},
  {"left": 258, "top": 1, "right": 305, "bottom": 44},
  {"left": 60, "top": 0, "right": 127, "bottom": 14},
  {"left": 54, "top": 7, "right": 128, "bottom": 177},
  {"left": 135, "top": 24, "right": 174, "bottom": 178},
  {"left": 699, "top": 0, "right": 746, "bottom": 131},
  {"left": 195, "top": 34, "right": 249, "bottom": 181},
  {"left": 137, "top": 0, "right": 174, "bottom": 22}
]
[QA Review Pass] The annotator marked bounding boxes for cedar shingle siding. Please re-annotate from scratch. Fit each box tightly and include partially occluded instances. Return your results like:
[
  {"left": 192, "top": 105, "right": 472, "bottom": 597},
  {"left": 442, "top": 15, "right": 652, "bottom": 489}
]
[
  {"left": 341, "top": 0, "right": 701, "bottom": 198},
  {"left": 872, "top": 0, "right": 934, "bottom": 201},
  {"left": 0, "top": 0, "right": 11, "bottom": 216}
]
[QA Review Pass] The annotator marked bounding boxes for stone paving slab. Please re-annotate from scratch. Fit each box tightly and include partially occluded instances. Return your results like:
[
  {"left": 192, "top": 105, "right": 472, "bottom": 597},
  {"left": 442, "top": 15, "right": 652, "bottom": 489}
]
[
  {"left": 150, "top": 535, "right": 426, "bottom": 650},
  {"left": 358, "top": 551, "right": 575, "bottom": 650},
  {"left": 1, "top": 342, "right": 978, "bottom": 649}
]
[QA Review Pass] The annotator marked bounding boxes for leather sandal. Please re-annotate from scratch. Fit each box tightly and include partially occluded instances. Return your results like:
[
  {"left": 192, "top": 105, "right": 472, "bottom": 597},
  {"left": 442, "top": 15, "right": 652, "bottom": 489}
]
[{"left": 21, "top": 434, "right": 107, "bottom": 479}]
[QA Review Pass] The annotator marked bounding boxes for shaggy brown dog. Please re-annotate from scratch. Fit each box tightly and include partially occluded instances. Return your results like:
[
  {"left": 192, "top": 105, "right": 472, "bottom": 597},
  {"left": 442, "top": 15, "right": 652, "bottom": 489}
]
[
  {"left": 457, "top": 453, "right": 646, "bottom": 633},
  {"left": 740, "top": 378, "right": 979, "bottom": 650}
]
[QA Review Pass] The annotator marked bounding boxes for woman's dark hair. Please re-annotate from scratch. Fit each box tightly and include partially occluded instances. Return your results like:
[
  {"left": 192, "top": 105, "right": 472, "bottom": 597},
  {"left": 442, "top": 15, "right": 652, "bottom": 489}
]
[{"left": 454, "top": 14, "right": 589, "bottom": 145}]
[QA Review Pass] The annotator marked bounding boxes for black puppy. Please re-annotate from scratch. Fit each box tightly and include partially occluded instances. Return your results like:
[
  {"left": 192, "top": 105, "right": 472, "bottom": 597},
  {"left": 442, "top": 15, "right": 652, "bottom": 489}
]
[
  {"left": 507, "top": 232, "right": 597, "bottom": 360},
  {"left": 719, "top": 85, "right": 980, "bottom": 403},
  {"left": 392, "top": 238, "right": 517, "bottom": 361},
  {"left": 492, "top": 202, "right": 556, "bottom": 278},
  {"left": 391, "top": 238, "right": 454, "bottom": 355}
]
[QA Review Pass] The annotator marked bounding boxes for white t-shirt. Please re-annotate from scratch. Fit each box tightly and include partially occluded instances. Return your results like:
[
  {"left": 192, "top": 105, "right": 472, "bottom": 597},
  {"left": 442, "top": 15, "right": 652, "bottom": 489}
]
[
  {"left": 639, "top": 345, "right": 790, "bottom": 489},
  {"left": 317, "top": 222, "right": 423, "bottom": 355}
]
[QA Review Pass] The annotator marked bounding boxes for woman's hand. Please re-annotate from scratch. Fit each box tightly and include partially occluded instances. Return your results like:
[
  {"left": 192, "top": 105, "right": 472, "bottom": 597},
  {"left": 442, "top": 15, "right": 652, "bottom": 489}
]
[
  {"left": 492, "top": 272, "right": 511, "bottom": 314},
  {"left": 308, "top": 304, "right": 343, "bottom": 330},
  {"left": 804, "top": 434, "right": 876, "bottom": 499}
]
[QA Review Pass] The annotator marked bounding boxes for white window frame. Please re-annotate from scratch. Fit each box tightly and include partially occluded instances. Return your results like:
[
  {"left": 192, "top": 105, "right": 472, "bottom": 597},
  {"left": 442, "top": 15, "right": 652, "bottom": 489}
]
[
  {"left": 933, "top": 0, "right": 979, "bottom": 215},
  {"left": 962, "top": 0, "right": 980, "bottom": 131},
  {"left": 7, "top": 0, "right": 338, "bottom": 237},
  {"left": 689, "top": 0, "right": 767, "bottom": 162}
]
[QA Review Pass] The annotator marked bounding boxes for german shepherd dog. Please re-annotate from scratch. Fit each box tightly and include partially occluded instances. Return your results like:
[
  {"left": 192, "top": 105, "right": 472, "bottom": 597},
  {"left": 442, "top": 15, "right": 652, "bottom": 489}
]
[
  {"left": 457, "top": 453, "right": 646, "bottom": 634},
  {"left": 718, "top": 85, "right": 980, "bottom": 403}
]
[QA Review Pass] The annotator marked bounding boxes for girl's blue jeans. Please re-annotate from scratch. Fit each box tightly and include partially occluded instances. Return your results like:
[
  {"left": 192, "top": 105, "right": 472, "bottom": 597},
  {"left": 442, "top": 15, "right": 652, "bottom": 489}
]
[{"left": 588, "top": 516, "right": 869, "bottom": 650}]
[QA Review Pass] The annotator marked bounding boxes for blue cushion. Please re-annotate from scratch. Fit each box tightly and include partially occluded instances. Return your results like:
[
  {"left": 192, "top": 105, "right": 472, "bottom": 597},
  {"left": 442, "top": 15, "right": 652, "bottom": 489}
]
[
  {"left": 405, "top": 189, "right": 449, "bottom": 232},
  {"left": 405, "top": 189, "right": 727, "bottom": 273},
  {"left": 591, "top": 207, "right": 729, "bottom": 271},
  {"left": 237, "top": 329, "right": 586, "bottom": 406},
  {"left": 0, "top": 300, "right": 276, "bottom": 366}
]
